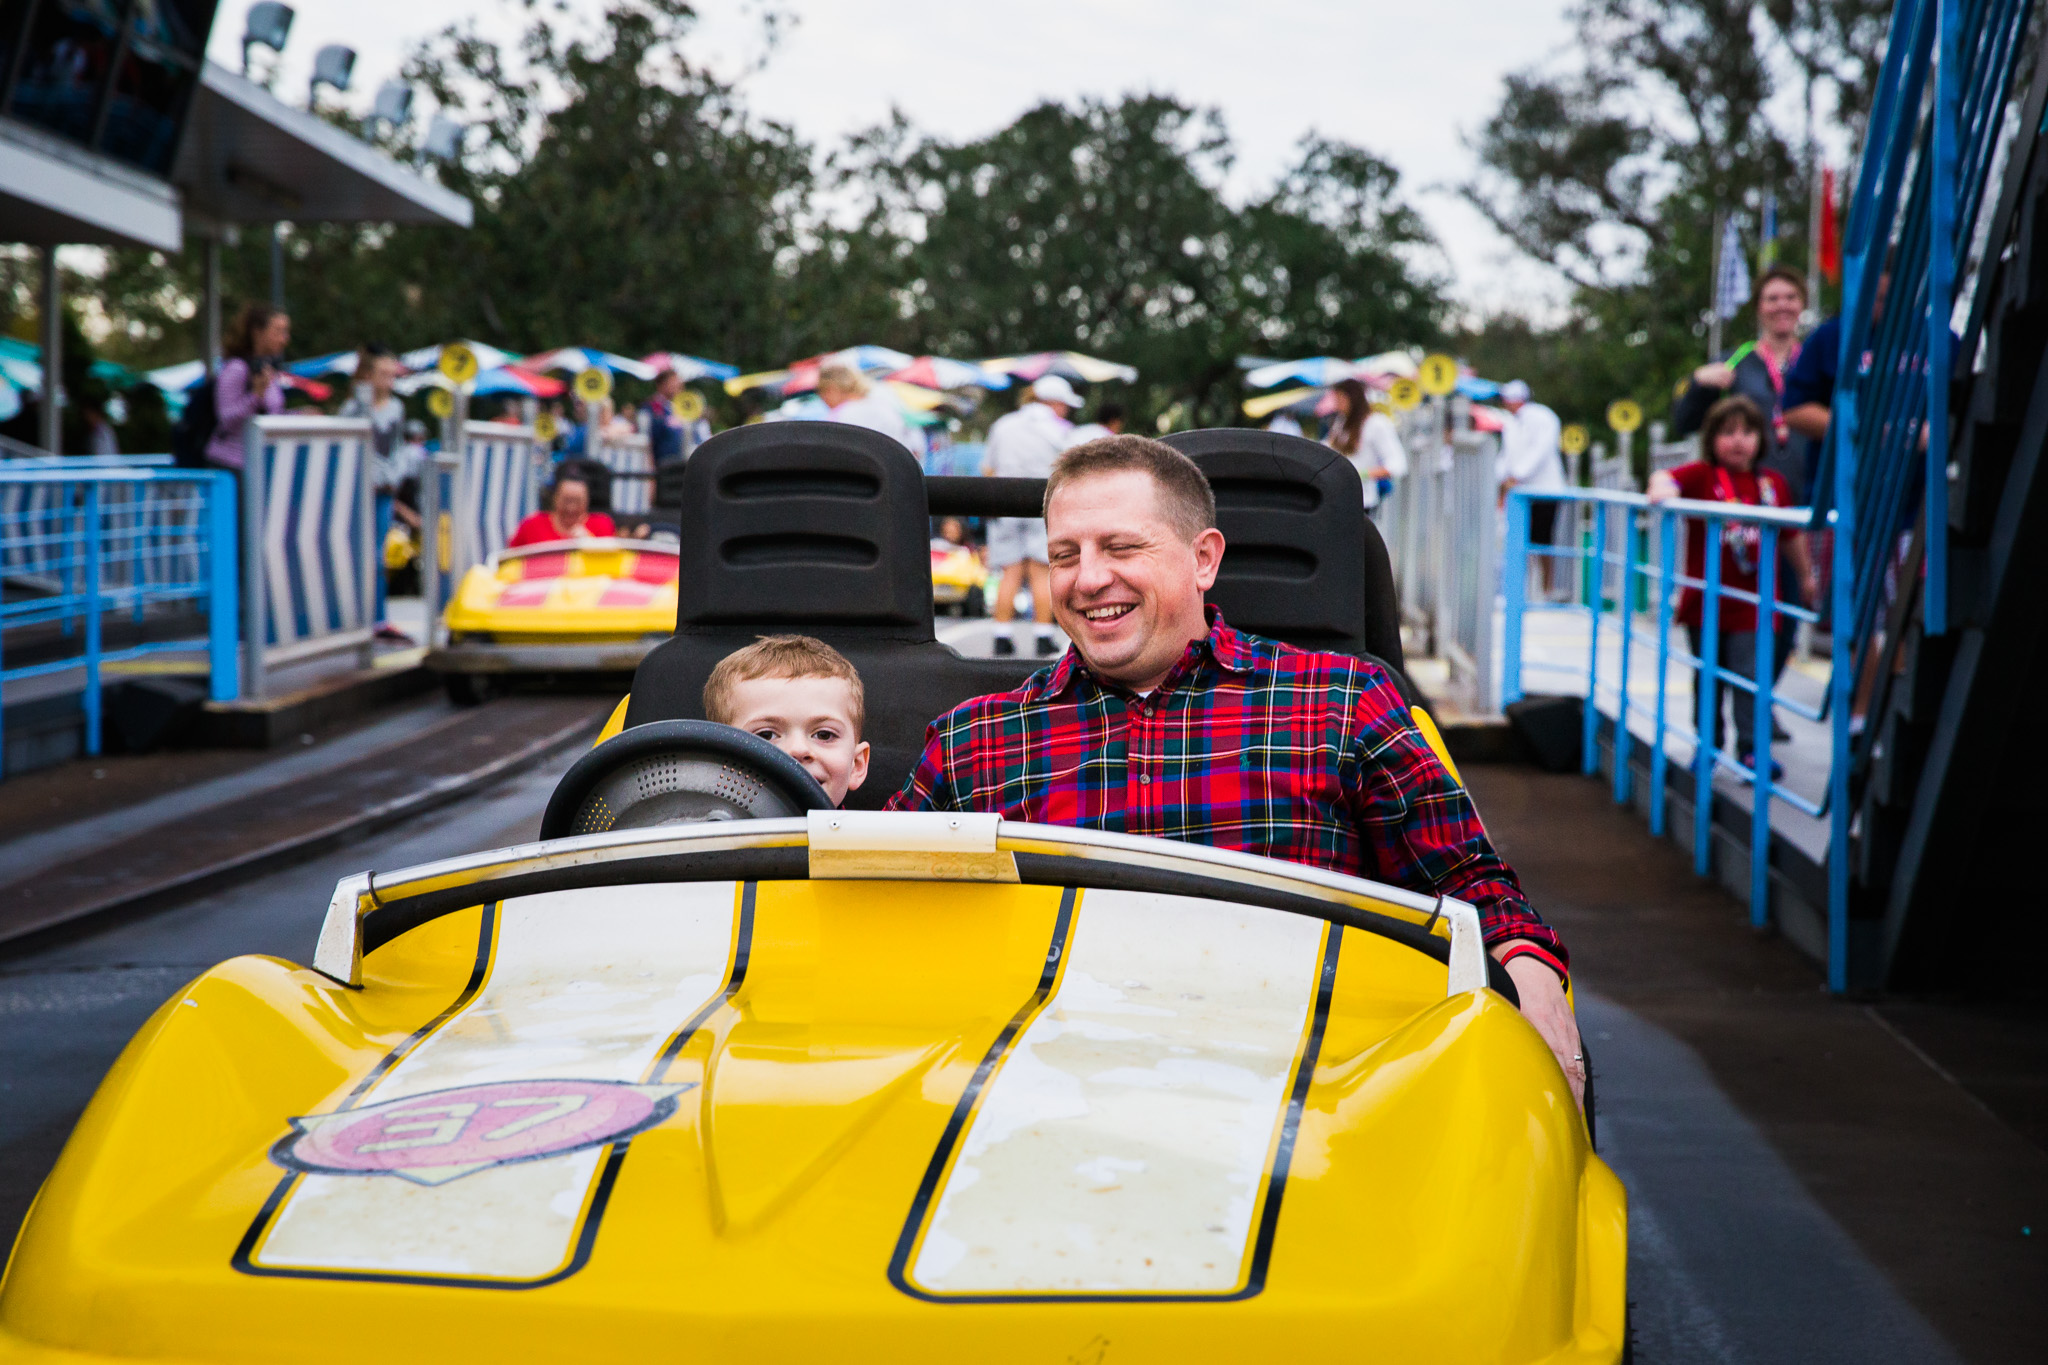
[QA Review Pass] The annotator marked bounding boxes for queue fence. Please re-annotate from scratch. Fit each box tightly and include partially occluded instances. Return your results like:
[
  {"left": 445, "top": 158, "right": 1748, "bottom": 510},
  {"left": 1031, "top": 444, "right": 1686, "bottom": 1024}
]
[
  {"left": 0, "top": 464, "right": 238, "bottom": 772},
  {"left": 419, "top": 419, "right": 545, "bottom": 632},
  {"left": 586, "top": 430, "right": 653, "bottom": 517},
  {"left": 241, "top": 416, "right": 376, "bottom": 698},
  {"left": 1501, "top": 488, "right": 1825, "bottom": 932},
  {"left": 1380, "top": 426, "right": 1500, "bottom": 709}
]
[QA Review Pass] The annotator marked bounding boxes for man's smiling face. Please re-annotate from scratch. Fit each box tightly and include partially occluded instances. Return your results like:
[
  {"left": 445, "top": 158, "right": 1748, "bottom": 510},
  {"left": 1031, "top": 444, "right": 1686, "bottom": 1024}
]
[{"left": 1045, "top": 470, "right": 1224, "bottom": 691}]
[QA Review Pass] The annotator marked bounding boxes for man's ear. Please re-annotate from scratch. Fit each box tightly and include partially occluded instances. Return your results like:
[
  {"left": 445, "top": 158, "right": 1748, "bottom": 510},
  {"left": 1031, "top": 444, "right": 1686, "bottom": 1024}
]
[
  {"left": 1192, "top": 528, "right": 1226, "bottom": 591},
  {"left": 846, "top": 740, "right": 871, "bottom": 792}
]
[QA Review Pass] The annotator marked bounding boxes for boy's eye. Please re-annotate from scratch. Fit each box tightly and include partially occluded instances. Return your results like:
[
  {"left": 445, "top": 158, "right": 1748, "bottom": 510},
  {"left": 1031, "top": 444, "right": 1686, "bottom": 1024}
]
[
  {"left": 812, "top": 728, "right": 840, "bottom": 744},
  {"left": 752, "top": 727, "right": 779, "bottom": 741}
]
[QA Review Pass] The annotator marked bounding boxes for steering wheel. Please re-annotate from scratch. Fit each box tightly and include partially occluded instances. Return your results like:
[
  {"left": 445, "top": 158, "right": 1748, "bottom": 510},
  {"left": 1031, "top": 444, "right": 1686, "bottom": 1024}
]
[{"left": 540, "top": 720, "right": 832, "bottom": 840}]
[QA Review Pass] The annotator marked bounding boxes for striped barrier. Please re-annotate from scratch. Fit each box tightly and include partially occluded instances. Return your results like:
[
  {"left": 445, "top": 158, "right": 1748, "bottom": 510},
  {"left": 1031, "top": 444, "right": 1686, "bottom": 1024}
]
[
  {"left": 420, "top": 420, "right": 546, "bottom": 628},
  {"left": 587, "top": 430, "right": 653, "bottom": 516},
  {"left": 242, "top": 416, "right": 375, "bottom": 697}
]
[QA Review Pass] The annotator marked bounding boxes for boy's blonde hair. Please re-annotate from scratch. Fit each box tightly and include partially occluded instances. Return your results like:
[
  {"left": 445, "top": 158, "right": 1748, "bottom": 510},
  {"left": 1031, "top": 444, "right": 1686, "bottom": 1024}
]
[{"left": 703, "top": 634, "right": 865, "bottom": 735}]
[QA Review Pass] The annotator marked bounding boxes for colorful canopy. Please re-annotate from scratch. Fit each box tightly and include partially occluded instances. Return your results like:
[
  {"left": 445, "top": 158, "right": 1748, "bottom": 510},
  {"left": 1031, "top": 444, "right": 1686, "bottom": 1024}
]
[
  {"left": 640, "top": 351, "right": 740, "bottom": 383},
  {"left": 886, "top": 356, "right": 1009, "bottom": 391},
  {"left": 1241, "top": 385, "right": 1326, "bottom": 420},
  {"left": 1243, "top": 356, "right": 1363, "bottom": 391},
  {"left": 982, "top": 351, "right": 1138, "bottom": 385},
  {"left": 523, "top": 348, "right": 659, "bottom": 382},
  {"left": 287, "top": 350, "right": 361, "bottom": 379},
  {"left": 398, "top": 340, "right": 520, "bottom": 375},
  {"left": 396, "top": 365, "right": 567, "bottom": 399}
]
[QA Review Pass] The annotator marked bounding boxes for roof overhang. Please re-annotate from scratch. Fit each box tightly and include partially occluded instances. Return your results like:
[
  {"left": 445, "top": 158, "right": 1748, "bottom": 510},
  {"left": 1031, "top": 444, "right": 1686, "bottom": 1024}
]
[
  {"left": 174, "top": 62, "right": 472, "bottom": 231},
  {"left": 0, "top": 118, "right": 183, "bottom": 251}
]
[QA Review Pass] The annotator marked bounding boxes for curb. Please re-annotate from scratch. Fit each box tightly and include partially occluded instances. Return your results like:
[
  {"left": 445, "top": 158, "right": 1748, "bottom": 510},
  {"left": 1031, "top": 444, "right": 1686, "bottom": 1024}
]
[{"left": 0, "top": 711, "right": 602, "bottom": 949}]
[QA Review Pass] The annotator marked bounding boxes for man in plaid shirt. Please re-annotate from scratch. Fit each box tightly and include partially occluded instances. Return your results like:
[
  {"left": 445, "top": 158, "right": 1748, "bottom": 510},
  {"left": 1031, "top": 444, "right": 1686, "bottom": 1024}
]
[{"left": 888, "top": 435, "right": 1585, "bottom": 1105}]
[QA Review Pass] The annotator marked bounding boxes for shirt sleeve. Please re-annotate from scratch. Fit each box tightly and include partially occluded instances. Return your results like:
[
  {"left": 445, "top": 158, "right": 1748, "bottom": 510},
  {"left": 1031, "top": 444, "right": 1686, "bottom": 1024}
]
[
  {"left": 1341, "top": 670, "right": 1569, "bottom": 974},
  {"left": 1366, "top": 414, "right": 1408, "bottom": 477},
  {"left": 587, "top": 513, "right": 617, "bottom": 537},
  {"left": 1782, "top": 324, "right": 1836, "bottom": 410},
  {"left": 884, "top": 715, "right": 957, "bottom": 812},
  {"left": 214, "top": 359, "right": 260, "bottom": 428}
]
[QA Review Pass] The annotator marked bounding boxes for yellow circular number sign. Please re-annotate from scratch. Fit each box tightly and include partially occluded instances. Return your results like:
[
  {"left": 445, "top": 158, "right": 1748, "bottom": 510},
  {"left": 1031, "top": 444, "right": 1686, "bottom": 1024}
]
[
  {"left": 425, "top": 387, "right": 454, "bottom": 419},
  {"left": 532, "top": 412, "right": 559, "bottom": 443},
  {"left": 673, "top": 389, "right": 705, "bottom": 422},
  {"left": 1387, "top": 377, "right": 1422, "bottom": 412},
  {"left": 1560, "top": 424, "right": 1591, "bottom": 456},
  {"left": 1607, "top": 399, "right": 1643, "bottom": 433},
  {"left": 574, "top": 366, "right": 613, "bottom": 402},
  {"left": 437, "top": 343, "right": 478, "bottom": 385},
  {"left": 1417, "top": 353, "right": 1459, "bottom": 396}
]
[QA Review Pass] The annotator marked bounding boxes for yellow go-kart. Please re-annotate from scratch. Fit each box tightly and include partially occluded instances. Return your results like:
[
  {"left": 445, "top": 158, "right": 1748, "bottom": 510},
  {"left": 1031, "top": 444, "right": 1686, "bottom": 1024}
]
[
  {"left": 930, "top": 543, "right": 987, "bottom": 615},
  {"left": 426, "top": 538, "right": 679, "bottom": 706},
  {"left": 0, "top": 426, "right": 1625, "bottom": 1364}
]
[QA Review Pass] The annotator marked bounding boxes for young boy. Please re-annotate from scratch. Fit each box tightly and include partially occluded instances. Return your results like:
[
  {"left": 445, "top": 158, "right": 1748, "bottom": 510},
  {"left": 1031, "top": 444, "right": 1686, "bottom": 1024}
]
[{"left": 703, "top": 635, "right": 870, "bottom": 807}]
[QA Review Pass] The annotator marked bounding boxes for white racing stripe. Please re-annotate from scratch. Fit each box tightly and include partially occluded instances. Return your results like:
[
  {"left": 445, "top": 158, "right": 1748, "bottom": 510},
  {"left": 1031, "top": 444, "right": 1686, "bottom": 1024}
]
[
  {"left": 251, "top": 882, "right": 740, "bottom": 1282},
  {"left": 909, "top": 889, "right": 1330, "bottom": 1297}
]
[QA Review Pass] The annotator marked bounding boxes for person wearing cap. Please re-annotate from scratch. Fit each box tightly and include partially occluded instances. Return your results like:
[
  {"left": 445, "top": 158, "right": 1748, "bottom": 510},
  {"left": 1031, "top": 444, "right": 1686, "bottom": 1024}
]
[
  {"left": 816, "top": 363, "right": 914, "bottom": 450},
  {"left": 1497, "top": 379, "right": 1569, "bottom": 598},
  {"left": 982, "top": 375, "right": 1084, "bottom": 657},
  {"left": 646, "top": 367, "right": 688, "bottom": 465}
]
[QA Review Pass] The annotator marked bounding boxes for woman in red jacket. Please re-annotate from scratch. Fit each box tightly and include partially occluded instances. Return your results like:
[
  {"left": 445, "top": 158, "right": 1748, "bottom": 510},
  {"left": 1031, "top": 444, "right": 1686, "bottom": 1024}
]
[
  {"left": 507, "top": 474, "right": 615, "bottom": 547},
  {"left": 1648, "top": 395, "right": 1816, "bottom": 776}
]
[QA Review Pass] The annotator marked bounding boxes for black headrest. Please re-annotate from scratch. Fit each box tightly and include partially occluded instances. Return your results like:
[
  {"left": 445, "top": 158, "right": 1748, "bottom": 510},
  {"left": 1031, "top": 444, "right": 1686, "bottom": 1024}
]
[
  {"left": 1164, "top": 429, "right": 1402, "bottom": 667},
  {"left": 674, "top": 422, "right": 931, "bottom": 636}
]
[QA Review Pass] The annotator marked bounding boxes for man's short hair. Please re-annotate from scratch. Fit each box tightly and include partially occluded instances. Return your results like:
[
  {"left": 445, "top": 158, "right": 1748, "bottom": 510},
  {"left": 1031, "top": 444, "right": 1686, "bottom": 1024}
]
[
  {"left": 1045, "top": 435, "right": 1216, "bottom": 540},
  {"left": 703, "top": 634, "right": 865, "bottom": 735}
]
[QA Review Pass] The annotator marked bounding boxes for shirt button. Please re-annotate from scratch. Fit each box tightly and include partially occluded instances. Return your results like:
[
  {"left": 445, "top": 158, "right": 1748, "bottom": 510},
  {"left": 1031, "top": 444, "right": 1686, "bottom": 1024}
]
[{"left": 1139, "top": 774, "right": 1151, "bottom": 784}]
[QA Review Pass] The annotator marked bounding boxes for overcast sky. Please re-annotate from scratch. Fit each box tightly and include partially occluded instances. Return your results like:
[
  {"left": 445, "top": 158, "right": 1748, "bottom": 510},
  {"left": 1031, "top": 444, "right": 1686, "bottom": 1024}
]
[{"left": 207, "top": 0, "right": 1578, "bottom": 317}]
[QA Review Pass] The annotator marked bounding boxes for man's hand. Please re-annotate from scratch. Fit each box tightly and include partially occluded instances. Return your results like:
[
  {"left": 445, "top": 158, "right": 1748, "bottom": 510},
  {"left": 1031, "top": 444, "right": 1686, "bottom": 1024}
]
[{"left": 1495, "top": 948, "right": 1585, "bottom": 1111}]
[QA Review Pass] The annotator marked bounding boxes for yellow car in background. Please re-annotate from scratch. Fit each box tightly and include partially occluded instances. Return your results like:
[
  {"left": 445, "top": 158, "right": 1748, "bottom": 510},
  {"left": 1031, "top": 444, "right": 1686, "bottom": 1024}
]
[
  {"left": 931, "top": 542, "right": 987, "bottom": 615},
  {"left": 426, "top": 539, "right": 678, "bottom": 704}
]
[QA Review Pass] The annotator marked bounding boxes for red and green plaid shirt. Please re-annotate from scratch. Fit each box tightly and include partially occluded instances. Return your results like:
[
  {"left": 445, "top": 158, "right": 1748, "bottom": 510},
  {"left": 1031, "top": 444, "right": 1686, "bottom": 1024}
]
[{"left": 887, "top": 608, "right": 1567, "bottom": 977}]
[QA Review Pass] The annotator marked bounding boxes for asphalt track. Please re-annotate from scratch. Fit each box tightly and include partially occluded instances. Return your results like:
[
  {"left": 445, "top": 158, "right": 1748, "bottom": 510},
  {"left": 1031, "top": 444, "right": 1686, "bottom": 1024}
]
[{"left": 1, "top": 750, "right": 2039, "bottom": 1362}]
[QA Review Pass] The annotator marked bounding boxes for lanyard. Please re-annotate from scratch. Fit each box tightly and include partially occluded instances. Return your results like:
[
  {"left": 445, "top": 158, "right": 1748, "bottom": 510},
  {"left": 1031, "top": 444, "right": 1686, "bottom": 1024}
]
[
  {"left": 1754, "top": 340, "right": 1799, "bottom": 444},
  {"left": 1710, "top": 466, "right": 1776, "bottom": 574}
]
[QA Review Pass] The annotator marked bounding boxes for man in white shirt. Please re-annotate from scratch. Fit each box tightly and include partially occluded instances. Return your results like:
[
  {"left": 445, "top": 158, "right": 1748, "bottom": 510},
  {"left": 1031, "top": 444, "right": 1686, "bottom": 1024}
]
[
  {"left": 817, "top": 363, "right": 913, "bottom": 450},
  {"left": 1496, "top": 379, "right": 1570, "bottom": 596},
  {"left": 982, "top": 375, "right": 1083, "bottom": 656},
  {"left": 1066, "top": 401, "right": 1125, "bottom": 447}
]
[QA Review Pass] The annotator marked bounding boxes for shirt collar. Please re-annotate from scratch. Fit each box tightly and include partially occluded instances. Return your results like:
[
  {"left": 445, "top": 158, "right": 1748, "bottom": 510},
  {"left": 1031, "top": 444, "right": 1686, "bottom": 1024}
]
[{"left": 1029, "top": 605, "right": 1256, "bottom": 702}]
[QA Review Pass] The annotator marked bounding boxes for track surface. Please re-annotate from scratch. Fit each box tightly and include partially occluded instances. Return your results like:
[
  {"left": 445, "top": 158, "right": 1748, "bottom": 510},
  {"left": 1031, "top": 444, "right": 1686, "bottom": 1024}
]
[{"left": 2, "top": 753, "right": 2040, "bottom": 1362}]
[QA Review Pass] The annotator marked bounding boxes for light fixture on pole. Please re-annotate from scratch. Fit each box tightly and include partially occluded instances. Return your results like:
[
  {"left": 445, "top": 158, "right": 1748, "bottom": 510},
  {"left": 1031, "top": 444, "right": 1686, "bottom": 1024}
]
[
  {"left": 240, "top": 2, "right": 293, "bottom": 76},
  {"left": 308, "top": 44, "right": 355, "bottom": 110},
  {"left": 366, "top": 80, "right": 414, "bottom": 134},
  {"left": 424, "top": 112, "right": 468, "bottom": 162}
]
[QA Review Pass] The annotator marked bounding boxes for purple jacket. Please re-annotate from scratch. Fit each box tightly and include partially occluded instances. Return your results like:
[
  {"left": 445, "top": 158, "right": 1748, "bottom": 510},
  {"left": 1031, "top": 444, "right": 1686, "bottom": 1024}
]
[{"left": 206, "top": 356, "right": 285, "bottom": 469}]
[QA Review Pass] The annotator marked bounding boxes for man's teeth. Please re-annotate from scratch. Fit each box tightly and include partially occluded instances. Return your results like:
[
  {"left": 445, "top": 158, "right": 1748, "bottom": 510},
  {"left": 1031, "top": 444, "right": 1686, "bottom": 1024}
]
[{"left": 1083, "top": 605, "right": 1133, "bottom": 621}]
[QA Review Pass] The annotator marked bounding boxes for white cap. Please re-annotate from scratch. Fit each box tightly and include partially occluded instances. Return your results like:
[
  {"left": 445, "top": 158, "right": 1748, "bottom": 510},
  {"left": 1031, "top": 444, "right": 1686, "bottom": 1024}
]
[
  {"left": 1032, "top": 375, "right": 1085, "bottom": 409},
  {"left": 1501, "top": 379, "right": 1532, "bottom": 403}
]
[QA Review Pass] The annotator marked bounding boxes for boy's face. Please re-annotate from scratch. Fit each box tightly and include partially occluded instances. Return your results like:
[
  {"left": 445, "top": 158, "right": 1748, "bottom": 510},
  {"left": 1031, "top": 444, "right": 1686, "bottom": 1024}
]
[{"left": 724, "top": 675, "right": 869, "bottom": 805}]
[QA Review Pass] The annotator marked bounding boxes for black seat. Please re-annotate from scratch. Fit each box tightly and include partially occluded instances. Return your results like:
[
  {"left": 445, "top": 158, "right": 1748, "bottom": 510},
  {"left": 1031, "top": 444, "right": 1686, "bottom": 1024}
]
[
  {"left": 622, "top": 423, "right": 1034, "bottom": 809},
  {"left": 1163, "top": 429, "right": 1409, "bottom": 676}
]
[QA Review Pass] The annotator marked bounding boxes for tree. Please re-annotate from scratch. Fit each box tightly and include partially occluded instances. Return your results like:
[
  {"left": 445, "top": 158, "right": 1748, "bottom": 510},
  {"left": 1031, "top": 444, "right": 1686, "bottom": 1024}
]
[{"left": 1459, "top": 0, "right": 1887, "bottom": 429}]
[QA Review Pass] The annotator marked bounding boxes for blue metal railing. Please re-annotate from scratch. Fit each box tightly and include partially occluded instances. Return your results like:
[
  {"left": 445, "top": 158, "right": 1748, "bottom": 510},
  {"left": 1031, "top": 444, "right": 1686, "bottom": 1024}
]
[
  {"left": 1819, "top": 0, "right": 2034, "bottom": 989},
  {"left": 1502, "top": 489, "right": 1823, "bottom": 932},
  {"left": 0, "top": 466, "right": 240, "bottom": 772}
]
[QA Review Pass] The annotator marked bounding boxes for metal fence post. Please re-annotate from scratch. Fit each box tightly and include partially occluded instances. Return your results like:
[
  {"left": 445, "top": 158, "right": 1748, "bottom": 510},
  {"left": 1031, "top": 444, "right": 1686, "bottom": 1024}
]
[
  {"left": 1614, "top": 505, "right": 1640, "bottom": 805},
  {"left": 1501, "top": 491, "right": 1529, "bottom": 706},
  {"left": 1695, "top": 521, "right": 1725, "bottom": 878},
  {"left": 1751, "top": 528, "right": 1779, "bottom": 929},
  {"left": 1581, "top": 500, "right": 1607, "bottom": 775},
  {"left": 1650, "top": 509, "right": 1677, "bottom": 836},
  {"left": 206, "top": 469, "right": 240, "bottom": 700},
  {"left": 82, "top": 483, "right": 101, "bottom": 756},
  {"left": 241, "top": 422, "right": 268, "bottom": 700},
  {"left": 356, "top": 430, "right": 376, "bottom": 669}
]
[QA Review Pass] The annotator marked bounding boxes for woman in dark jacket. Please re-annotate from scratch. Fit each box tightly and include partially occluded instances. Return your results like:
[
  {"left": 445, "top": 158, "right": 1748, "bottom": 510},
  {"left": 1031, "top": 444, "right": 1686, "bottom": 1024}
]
[{"left": 1672, "top": 265, "right": 1810, "bottom": 501}]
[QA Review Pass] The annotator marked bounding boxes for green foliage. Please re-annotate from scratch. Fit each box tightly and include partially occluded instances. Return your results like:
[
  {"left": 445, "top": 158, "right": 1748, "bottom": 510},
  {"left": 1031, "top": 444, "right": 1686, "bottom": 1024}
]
[
  {"left": 58, "top": 0, "right": 1447, "bottom": 435},
  {"left": 1460, "top": 0, "right": 1885, "bottom": 431}
]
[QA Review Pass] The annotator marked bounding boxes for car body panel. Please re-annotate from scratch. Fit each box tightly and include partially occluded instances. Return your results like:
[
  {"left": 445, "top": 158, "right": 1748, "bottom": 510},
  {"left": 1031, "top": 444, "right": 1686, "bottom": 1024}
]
[
  {"left": 425, "top": 540, "right": 677, "bottom": 675},
  {"left": 930, "top": 545, "right": 984, "bottom": 607},
  {"left": 1, "top": 860, "right": 1624, "bottom": 1364}
]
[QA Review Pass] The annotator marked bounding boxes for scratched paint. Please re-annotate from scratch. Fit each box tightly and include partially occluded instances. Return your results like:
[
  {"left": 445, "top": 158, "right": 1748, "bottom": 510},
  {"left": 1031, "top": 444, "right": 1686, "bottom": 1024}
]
[
  {"left": 251, "top": 882, "right": 739, "bottom": 1281},
  {"left": 911, "top": 890, "right": 1327, "bottom": 1295}
]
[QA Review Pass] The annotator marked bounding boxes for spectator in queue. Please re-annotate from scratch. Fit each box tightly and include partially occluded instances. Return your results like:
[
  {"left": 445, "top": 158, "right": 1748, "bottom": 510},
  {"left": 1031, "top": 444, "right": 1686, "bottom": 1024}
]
[
  {"left": 1648, "top": 395, "right": 1814, "bottom": 778},
  {"left": 1324, "top": 378, "right": 1407, "bottom": 518},
  {"left": 1673, "top": 264, "right": 1811, "bottom": 501},
  {"left": 342, "top": 344, "right": 414, "bottom": 643},
  {"left": 1497, "top": 379, "right": 1569, "bottom": 597},
  {"left": 816, "top": 362, "right": 914, "bottom": 449},
  {"left": 983, "top": 375, "right": 1083, "bottom": 657},
  {"left": 206, "top": 303, "right": 289, "bottom": 473},
  {"left": 1068, "top": 401, "right": 1126, "bottom": 445},
  {"left": 647, "top": 367, "right": 688, "bottom": 465}
]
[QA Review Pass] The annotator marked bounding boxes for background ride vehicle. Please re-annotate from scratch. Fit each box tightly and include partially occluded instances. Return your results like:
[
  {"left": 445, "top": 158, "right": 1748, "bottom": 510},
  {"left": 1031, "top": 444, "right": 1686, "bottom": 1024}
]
[
  {"left": 426, "top": 537, "right": 678, "bottom": 705},
  {"left": 0, "top": 425, "right": 1625, "bottom": 1364}
]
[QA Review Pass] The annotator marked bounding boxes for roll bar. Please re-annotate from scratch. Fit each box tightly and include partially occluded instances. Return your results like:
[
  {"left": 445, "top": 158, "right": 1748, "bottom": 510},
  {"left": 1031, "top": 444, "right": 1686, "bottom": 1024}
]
[{"left": 313, "top": 812, "right": 1508, "bottom": 1003}]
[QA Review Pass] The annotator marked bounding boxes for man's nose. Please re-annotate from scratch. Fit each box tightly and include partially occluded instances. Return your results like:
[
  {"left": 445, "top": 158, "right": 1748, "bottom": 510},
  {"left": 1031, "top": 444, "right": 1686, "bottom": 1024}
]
[{"left": 1071, "top": 546, "right": 1117, "bottom": 595}]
